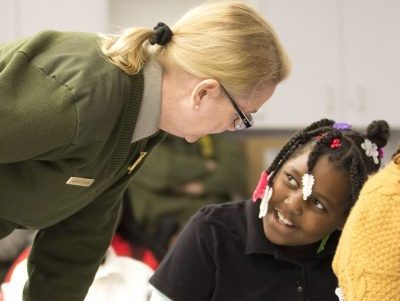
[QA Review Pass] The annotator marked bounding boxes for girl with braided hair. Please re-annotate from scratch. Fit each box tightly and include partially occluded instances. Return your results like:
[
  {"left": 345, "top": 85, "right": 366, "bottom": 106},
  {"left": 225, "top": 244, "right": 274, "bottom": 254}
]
[{"left": 148, "top": 118, "right": 389, "bottom": 301}]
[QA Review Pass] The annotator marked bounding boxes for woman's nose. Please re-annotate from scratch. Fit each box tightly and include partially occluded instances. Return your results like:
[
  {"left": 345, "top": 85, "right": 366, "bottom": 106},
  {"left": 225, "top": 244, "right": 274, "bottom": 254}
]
[{"left": 283, "top": 192, "right": 304, "bottom": 215}]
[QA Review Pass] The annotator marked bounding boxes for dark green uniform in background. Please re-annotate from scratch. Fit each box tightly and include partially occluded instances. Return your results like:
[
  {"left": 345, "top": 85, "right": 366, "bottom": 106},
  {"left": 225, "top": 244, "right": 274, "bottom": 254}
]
[{"left": 127, "top": 134, "right": 247, "bottom": 251}]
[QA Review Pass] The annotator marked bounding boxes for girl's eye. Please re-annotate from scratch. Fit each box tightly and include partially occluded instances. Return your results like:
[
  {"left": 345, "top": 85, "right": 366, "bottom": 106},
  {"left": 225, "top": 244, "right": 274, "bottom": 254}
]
[
  {"left": 311, "top": 199, "right": 325, "bottom": 211},
  {"left": 286, "top": 174, "right": 298, "bottom": 188}
]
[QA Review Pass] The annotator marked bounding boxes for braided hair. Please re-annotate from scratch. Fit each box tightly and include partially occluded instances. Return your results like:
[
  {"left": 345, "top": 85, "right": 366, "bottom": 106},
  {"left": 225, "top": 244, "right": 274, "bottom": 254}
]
[{"left": 267, "top": 118, "right": 390, "bottom": 211}]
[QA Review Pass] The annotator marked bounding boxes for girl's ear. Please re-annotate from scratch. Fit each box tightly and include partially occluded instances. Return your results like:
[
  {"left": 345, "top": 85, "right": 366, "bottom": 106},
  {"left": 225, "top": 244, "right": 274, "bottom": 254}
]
[{"left": 190, "top": 79, "right": 221, "bottom": 109}]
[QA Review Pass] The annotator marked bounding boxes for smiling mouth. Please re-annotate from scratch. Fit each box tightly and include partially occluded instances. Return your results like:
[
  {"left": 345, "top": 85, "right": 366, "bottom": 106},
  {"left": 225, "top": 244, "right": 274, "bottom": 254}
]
[{"left": 276, "top": 210, "right": 295, "bottom": 227}]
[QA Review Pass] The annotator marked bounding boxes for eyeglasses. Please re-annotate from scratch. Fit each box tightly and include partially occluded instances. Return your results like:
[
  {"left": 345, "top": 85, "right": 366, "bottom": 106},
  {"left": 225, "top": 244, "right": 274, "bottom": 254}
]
[{"left": 220, "top": 85, "right": 254, "bottom": 130}]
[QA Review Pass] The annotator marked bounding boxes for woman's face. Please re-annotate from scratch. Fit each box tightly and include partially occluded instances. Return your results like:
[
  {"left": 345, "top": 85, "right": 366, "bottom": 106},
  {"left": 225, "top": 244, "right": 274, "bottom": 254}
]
[
  {"left": 263, "top": 151, "right": 350, "bottom": 246},
  {"left": 169, "top": 83, "right": 276, "bottom": 143}
]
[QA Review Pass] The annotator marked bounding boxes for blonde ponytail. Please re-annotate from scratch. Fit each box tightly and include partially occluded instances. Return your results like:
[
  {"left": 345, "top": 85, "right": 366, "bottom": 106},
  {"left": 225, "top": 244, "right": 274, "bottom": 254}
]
[{"left": 100, "top": 28, "right": 154, "bottom": 74}]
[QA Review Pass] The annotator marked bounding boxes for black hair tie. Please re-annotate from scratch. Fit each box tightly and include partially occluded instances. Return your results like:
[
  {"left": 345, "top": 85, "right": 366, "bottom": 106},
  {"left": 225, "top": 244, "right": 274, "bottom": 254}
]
[{"left": 149, "top": 22, "right": 172, "bottom": 46}]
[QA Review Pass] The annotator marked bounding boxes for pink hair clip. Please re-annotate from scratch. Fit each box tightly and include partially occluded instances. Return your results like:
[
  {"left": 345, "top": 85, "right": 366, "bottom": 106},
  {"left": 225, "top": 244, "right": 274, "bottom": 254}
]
[
  {"left": 252, "top": 171, "right": 274, "bottom": 218},
  {"left": 252, "top": 171, "right": 269, "bottom": 202}
]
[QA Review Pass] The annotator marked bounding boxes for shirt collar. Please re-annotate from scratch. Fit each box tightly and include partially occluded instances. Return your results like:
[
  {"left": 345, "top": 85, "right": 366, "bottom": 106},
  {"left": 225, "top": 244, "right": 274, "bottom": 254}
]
[
  {"left": 244, "top": 199, "right": 275, "bottom": 256},
  {"left": 244, "top": 199, "right": 340, "bottom": 260},
  {"left": 131, "top": 59, "right": 162, "bottom": 143}
]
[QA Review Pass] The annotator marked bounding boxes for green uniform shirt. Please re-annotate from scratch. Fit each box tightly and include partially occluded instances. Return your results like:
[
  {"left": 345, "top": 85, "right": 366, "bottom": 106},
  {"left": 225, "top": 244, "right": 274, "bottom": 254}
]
[{"left": 0, "top": 31, "right": 166, "bottom": 301}]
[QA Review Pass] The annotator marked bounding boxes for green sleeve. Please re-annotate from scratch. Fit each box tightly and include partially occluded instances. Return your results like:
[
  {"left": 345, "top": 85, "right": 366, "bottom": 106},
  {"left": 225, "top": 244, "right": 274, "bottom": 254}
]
[
  {"left": 23, "top": 186, "right": 123, "bottom": 301},
  {"left": 0, "top": 46, "right": 76, "bottom": 163}
]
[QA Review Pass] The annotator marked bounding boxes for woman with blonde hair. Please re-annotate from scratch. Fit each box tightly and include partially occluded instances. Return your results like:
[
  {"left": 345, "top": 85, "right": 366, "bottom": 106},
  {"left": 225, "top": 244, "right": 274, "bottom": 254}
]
[
  {"left": 101, "top": 1, "right": 290, "bottom": 141},
  {"left": 0, "top": 1, "right": 289, "bottom": 301}
]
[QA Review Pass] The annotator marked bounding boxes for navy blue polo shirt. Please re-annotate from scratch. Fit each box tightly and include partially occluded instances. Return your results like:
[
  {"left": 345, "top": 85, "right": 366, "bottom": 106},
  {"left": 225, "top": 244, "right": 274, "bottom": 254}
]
[{"left": 150, "top": 199, "right": 340, "bottom": 301}]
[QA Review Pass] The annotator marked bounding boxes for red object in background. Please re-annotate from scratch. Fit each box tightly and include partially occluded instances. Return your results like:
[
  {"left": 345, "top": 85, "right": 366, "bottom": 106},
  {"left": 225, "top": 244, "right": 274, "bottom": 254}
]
[
  {"left": 3, "top": 234, "right": 159, "bottom": 286},
  {"left": 3, "top": 247, "right": 31, "bottom": 283},
  {"left": 111, "top": 234, "right": 159, "bottom": 271}
]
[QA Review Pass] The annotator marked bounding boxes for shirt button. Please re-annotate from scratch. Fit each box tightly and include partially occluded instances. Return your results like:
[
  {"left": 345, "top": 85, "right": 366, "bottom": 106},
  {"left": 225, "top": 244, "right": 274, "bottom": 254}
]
[{"left": 297, "top": 286, "right": 304, "bottom": 293}]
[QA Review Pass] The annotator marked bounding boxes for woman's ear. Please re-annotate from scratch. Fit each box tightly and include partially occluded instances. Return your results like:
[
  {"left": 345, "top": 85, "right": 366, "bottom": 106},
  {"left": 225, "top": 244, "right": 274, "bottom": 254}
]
[{"left": 191, "top": 79, "right": 221, "bottom": 109}]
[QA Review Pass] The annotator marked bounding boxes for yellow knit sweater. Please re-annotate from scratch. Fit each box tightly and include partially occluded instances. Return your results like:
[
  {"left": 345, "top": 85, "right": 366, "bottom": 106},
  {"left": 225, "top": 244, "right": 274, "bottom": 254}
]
[{"left": 333, "top": 158, "right": 400, "bottom": 300}]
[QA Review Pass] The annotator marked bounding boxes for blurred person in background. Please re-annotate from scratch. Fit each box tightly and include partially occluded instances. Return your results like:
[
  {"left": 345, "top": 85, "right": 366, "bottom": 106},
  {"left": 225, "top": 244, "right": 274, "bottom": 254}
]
[{"left": 127, "top": 134, "right": 247, "bottom": 258}]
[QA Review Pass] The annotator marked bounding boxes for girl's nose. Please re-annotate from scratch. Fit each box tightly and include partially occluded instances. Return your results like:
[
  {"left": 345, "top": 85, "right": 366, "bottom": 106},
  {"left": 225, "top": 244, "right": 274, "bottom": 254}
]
[{"left": 283, "top": 192, "right": 304, "bottom": 216}]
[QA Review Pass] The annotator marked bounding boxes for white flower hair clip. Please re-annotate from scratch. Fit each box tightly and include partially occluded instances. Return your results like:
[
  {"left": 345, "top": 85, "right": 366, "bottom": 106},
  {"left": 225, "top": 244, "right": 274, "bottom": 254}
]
[
  {"left": 361, "top": 138, "right": 379, "bottom": 164},
  {"left": 302, "top": 173, "right": 315, "bottom": 200},
  {"left": 259, "top": 186, "right": 273, "bottom": 218}
]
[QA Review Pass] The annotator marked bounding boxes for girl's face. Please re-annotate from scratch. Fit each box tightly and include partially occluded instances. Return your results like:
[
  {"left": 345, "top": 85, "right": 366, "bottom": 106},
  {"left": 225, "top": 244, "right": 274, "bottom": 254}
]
[{"left": 263, "top": 150, "right": 350, "bottom": 247}]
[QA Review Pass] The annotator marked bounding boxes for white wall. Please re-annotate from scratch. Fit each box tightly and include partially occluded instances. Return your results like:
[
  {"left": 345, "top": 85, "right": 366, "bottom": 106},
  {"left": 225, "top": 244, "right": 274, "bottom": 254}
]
[
  {"left": 0, "top": 0, "right": 109, "bottom": 43},
  {"left": 109, "top": 0, "right": 203, "bottom": 31},
  {"left": 0, "top": 0, "right": 17, "bottom": 42},
  {"left": 109, "top": 0, "right": 260, "bottom": 31},
  {"left": 255, "top": 0, "right": 400, "bottom": 129}
]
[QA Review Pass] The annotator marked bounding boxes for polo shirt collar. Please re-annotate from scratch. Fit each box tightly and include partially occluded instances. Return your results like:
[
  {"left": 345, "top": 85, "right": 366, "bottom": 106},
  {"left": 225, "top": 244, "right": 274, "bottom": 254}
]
[
  {"left": 244, "top": 199, "right": 340, "bottom": 260},
  {"left": 244, "top": 199, "right": 275, "bottom": 255},
  {"left": 131, "top": 59, "right": 162, "bottom": 143}
]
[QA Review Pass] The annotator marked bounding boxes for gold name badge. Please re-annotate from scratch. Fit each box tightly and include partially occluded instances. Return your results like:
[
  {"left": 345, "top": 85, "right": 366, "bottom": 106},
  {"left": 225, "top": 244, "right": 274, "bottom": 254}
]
[
  {"left": 127, "top": 151, "right": 147, "bottom": 174},
  {"left": 66, "top": 177, "right": 95, "bottom": 187}
]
